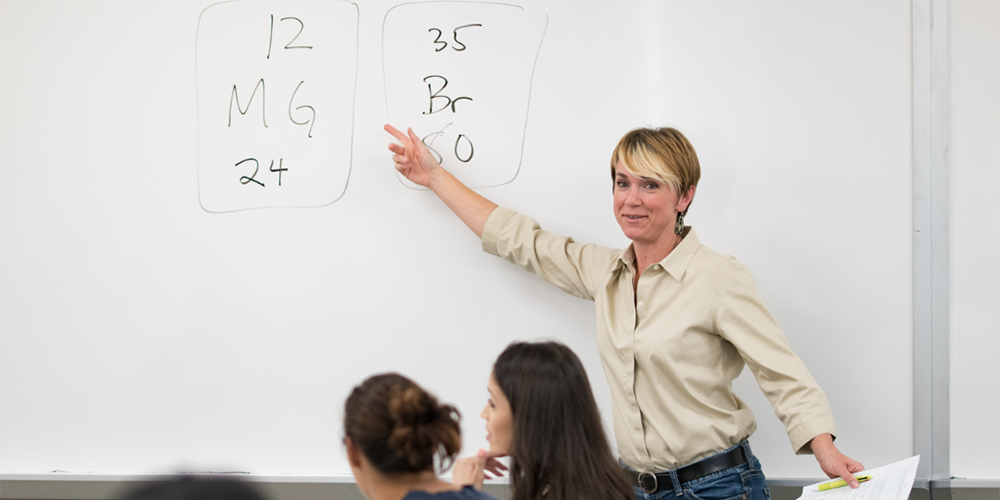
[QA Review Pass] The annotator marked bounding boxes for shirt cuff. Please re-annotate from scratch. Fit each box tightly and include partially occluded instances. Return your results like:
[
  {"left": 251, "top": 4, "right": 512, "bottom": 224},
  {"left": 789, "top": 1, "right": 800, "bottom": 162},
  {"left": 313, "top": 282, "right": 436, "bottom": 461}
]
[
  {"left": 481, "top": 206, "right": 517, "bottom": 256},
  {"left": 787, "top": 417, "right": 837, "bottom": 455}
]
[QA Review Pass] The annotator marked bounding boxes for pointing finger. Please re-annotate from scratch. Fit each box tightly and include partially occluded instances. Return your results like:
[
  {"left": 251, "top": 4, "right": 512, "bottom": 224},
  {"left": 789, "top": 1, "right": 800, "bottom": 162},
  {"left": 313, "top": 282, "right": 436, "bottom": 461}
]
[{"left": 384, "top": 124, "right": 410, "bottom": 144}]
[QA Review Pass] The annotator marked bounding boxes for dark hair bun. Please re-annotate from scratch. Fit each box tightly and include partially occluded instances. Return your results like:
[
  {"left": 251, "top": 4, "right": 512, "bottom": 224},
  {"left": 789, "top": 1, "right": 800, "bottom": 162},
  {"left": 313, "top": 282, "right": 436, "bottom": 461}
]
[{"left": 344, "top": 373, "right": 461, "bottom": 474}]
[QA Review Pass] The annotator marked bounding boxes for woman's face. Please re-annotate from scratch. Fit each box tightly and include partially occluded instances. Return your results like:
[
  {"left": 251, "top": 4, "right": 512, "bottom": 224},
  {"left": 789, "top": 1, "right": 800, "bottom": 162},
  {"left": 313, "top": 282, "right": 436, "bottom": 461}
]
[
  {"left": 481, "top": 371, "right": 513, "bottom": 454},
  {"left": 613, "top": 163, "right": 692, "bottom": 247}
]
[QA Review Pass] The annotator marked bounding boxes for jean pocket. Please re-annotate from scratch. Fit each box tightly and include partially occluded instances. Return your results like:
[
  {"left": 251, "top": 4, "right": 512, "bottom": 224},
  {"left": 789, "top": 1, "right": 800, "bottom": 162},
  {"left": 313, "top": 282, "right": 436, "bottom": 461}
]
[
  {"left": 739, "top": 469, "right": 770, "bottom": 500},
  {"left": 683, "top": 472, "right": 747, "bottom": 500}
]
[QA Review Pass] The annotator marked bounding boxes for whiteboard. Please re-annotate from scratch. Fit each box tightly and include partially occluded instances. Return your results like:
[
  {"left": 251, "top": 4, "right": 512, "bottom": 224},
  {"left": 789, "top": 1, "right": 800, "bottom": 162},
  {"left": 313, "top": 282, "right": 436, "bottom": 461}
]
[{"left": 0, "top": 0, "right": 913, "bottom": 479}]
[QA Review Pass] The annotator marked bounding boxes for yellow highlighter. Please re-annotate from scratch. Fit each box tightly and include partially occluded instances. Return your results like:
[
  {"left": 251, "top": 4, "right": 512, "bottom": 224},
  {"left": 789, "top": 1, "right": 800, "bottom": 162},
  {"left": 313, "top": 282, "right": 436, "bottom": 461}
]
[{"left": 818, "top": 475, "right": 872, "bottom": 491}]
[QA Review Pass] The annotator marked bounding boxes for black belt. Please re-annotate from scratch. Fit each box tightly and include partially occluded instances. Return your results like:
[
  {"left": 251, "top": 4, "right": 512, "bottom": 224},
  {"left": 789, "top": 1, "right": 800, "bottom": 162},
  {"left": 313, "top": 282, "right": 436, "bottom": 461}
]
[{"left": 629, "top": 445, "right": 748, "bottom": 494}]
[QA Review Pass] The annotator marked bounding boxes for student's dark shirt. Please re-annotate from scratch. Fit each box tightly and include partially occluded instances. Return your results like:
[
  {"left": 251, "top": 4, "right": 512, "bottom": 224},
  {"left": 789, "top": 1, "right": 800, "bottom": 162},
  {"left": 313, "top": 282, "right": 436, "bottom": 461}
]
[{"left": 404, "top": 486, "right": 499, "bottom": 500}]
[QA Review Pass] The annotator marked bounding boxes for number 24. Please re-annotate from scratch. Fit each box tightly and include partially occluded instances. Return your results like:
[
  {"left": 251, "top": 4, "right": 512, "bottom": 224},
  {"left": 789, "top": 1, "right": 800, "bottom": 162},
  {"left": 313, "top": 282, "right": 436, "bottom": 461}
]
[{"left": 235, "top": 158, "right": 287, "bottom": 187}]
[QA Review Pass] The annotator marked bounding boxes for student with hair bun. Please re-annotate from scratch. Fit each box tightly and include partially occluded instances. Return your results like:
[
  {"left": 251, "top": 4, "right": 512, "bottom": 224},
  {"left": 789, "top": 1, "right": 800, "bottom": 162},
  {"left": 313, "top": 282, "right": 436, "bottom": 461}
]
[
  {"left": 344, "top": 373, "right": 499, "bottom": 500},
  {"left": 453, "top": 341, "right": 634, "bottom": 500}
]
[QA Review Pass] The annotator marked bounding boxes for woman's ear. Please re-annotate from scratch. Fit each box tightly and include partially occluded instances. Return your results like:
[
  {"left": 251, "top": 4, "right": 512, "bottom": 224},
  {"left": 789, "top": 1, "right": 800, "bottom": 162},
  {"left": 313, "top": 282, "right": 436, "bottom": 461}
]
[
  {"left": 345, "top": 437, "right": 373, "bottom": 500},
  {"left": 677, "top": 185, "right": 696, "bottom": 213},
  {"left": 345, "top": 437, "right": 363, "bottom": 468}
]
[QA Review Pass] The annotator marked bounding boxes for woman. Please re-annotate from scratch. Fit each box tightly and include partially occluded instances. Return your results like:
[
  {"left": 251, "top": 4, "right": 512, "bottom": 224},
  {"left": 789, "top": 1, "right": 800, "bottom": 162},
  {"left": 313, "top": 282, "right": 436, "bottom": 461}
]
[
  {"left": 452, "top": 341, "right": 634, "bottom": 500},
  {"left": 344, "top": 373, "right": 498, "bottom": 500},
  {"left": 385, "top": 124, "right": 865, "bottom": 500}
]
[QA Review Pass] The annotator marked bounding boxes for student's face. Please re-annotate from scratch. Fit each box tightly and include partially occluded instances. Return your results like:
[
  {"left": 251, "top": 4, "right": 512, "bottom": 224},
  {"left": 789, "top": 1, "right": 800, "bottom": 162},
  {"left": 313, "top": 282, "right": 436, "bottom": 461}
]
[{"left": 481, "top": 371, "right": 513, "bottom": 454}]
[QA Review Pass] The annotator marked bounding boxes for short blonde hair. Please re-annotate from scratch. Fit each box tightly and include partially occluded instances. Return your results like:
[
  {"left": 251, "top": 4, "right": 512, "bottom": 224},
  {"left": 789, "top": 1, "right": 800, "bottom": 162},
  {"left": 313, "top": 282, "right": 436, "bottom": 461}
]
[{"left": 610, "top": 127, "right": 701, "bottom": 200}]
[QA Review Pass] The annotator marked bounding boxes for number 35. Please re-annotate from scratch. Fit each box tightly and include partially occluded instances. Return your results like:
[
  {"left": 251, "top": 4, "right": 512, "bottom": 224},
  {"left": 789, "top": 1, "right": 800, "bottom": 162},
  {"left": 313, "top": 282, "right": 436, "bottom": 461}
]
[{"left": 428, "top": 24, "right": 482, "bottom": 52}]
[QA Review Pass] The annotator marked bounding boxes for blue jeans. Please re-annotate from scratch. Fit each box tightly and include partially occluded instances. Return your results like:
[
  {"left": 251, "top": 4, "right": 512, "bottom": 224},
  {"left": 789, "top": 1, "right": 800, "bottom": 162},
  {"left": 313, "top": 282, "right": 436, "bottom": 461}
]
[{"left": 626, "top": 441, "right": 771, "bottom": 500}]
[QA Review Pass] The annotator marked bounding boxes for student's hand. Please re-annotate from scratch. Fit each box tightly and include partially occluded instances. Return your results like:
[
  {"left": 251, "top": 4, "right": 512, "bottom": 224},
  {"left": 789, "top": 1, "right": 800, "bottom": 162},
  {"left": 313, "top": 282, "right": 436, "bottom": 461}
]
[
  {"left": 385, "top": 124, "right": 442, "bottom": 189},
  {"left": 809, "top": 434, "right": 865, "bottom": 488},
  {"left": 452, "top": 449, "right": 508, "bottom": 490}
]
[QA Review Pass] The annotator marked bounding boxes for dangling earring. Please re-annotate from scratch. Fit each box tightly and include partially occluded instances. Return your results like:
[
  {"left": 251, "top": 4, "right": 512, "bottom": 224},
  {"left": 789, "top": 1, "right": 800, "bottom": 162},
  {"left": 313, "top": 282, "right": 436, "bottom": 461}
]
[{"left": 674, "top": 211, "right": 685, "bottom": 235}]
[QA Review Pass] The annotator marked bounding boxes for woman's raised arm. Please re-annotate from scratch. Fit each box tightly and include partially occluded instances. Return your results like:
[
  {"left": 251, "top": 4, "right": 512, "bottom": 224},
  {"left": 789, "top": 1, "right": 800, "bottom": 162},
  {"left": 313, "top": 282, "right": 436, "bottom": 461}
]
[{"left": 385, "top": 124, "right": 497, "bottom": 238}]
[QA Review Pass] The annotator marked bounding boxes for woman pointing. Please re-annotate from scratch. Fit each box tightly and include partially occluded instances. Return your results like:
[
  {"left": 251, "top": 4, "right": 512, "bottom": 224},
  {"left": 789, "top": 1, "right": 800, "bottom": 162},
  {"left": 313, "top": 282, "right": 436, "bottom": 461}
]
[{"left": 384, "top": 124, "right": 863, "bottom": 500}]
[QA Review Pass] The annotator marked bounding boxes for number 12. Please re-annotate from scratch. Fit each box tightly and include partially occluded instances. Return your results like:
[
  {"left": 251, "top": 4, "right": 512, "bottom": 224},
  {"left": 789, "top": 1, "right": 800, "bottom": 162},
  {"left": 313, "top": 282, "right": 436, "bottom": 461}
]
[{"left": 267, "top": 15, "right": 313, "bottom": 59}]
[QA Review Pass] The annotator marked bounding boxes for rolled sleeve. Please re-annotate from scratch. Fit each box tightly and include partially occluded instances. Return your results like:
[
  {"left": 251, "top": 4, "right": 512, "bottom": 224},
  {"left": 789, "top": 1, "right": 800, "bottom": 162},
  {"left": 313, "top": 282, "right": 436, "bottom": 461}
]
[
  {"left": 788, "top": 417, "right": 837, "bottom": 455},
  {"left": 481, "top": 207, "right": 518, "bottom": 257},
  {"left": 481, "top": 207, "right": 620, "bottom": 302}
]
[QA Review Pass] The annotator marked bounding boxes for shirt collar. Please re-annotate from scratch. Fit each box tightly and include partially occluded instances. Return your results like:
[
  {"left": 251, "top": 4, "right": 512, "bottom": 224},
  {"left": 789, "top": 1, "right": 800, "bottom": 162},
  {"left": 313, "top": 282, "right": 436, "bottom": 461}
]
[
  {"left": 614, "top": 246, "right": 635, "bottom": 273},
  {"left": 661, "top": 228, "right": 700, "bottom": 281},
  {"left": 614, "top": 228, "right": 701, "bottom": 281}
]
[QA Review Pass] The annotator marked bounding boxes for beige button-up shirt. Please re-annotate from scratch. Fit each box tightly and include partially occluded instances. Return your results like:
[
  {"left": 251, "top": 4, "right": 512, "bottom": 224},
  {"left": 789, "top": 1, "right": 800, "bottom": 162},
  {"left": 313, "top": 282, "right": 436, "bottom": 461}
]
[{"left": 482, "top": 207, "right": 836, "bottom": 472}]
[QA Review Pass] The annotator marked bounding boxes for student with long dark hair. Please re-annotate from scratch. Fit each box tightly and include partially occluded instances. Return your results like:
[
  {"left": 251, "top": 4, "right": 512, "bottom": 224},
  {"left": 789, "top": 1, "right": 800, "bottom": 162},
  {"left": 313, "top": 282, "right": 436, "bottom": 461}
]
[
  {"left": 344, "top": 373, "right": 498, "bottom": 500},
  {"left": 454, "top": 341, "right": 634, "bottom": 500}
]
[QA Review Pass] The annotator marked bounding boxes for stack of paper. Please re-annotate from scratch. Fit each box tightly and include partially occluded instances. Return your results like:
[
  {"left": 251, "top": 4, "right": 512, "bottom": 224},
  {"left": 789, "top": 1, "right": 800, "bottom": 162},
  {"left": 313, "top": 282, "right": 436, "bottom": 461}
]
[{"left": 796, "top": 456, "right": 920, "bottom": 500}]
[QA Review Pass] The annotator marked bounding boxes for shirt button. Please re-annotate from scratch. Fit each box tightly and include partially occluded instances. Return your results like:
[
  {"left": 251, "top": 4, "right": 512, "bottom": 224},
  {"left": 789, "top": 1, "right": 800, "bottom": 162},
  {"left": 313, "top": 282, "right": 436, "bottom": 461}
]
[{"left": 637, "top": 301, "right": 644, "bottom": 308}]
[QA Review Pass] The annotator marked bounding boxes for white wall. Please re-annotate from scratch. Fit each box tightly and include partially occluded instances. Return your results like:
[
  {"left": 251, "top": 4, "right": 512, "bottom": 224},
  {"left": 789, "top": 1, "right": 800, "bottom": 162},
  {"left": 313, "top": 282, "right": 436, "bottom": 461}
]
[
  {"left": 1, "top": 0, "right": 918, "bottom": 480},
  {"left": 949, "top": 0, "right": 1000, "bottom": 481}
]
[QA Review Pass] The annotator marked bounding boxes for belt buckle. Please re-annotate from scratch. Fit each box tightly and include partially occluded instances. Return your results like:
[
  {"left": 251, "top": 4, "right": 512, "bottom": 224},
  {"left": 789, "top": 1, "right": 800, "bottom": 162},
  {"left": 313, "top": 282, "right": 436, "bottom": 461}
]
[{"left": 638, "top": 472, "right": 658, "bottom": 494}]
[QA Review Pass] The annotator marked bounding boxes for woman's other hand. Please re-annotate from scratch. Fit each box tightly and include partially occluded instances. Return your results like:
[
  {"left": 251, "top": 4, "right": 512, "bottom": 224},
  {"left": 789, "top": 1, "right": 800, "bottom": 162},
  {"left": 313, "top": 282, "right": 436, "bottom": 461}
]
[
  {"left": 452, "top": 449, "right": 509, "bottom": 490},
  {"left": 810, "top": 433, "right": 865, "bottom": 488},
  {"left": 385, "top": 124, "right": 441, "bottom": 189}
]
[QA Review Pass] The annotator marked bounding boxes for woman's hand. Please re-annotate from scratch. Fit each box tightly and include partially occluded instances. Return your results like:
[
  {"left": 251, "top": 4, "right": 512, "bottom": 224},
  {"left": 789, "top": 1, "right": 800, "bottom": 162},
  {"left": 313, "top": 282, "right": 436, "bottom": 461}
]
[
  {"left": 383, "top": 124, "right": 497, "bottom": 238},
  {"left": 384, "top": 124, "right": 442, "bottom": 189},
  {"left": 451, "top": 449, "right": 509, "bottom": 491},
  {"left": 809, "top": 434, "right": 865, "bottom": 488}
]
